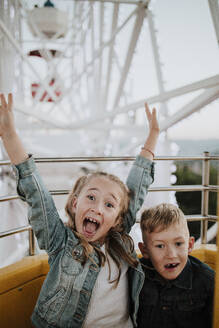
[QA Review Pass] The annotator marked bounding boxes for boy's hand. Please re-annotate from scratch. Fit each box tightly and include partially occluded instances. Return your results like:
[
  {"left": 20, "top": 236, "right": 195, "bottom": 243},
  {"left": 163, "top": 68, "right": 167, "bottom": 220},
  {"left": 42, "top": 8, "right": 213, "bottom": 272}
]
[
  {"left": 145, "top": 103, "right": 159, "bottom": 135},
  {"left": 0, "top": 93, "right": 15, "bottom": 138}
]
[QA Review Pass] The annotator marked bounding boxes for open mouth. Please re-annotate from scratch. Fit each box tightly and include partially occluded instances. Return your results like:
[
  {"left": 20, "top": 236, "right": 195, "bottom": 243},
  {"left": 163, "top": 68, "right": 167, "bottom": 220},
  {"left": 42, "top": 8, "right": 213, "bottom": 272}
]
[
  {"left": 83, "top": 217, "right": 100, "bottom": 238},
  {"left": 164, "top": 263, "right": 179, "bottom": 269}
]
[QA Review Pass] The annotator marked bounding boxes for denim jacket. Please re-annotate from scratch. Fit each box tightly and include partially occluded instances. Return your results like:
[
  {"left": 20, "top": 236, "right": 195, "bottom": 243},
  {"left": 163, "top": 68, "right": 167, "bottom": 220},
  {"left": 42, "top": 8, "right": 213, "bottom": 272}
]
[
  {"left": 137, "top": 255, "right": 215, "bottom": 328},
  {"left": 13, "top": 155, "right": 154, "bottom": 328}
]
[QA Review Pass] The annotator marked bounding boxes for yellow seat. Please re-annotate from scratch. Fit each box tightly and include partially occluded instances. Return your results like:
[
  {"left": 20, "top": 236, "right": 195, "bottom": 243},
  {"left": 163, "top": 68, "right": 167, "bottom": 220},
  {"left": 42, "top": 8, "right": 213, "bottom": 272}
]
[
  {"left": 0, "top": 254, "right": 49, "bottom": 328},
  {"left": 0, "top": 246, "right": 218, "bottom": 328},
  {"left": 191, "top": 244, "right": 217, "bottom": 271}
]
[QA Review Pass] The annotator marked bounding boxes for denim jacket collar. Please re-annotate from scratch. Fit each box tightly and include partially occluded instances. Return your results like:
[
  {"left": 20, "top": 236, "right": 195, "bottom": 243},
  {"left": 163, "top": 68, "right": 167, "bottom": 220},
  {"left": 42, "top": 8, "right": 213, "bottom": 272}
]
[{"left": 141, "top": 257, "right": 192, "bottom": 290}]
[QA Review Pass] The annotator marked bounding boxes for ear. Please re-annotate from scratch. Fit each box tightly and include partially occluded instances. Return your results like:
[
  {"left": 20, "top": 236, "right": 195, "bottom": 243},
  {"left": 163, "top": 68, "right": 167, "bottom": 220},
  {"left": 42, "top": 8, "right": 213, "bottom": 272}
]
[
  {"left": 138, "top": 242, "right": 149, "bottom": 259},
  {"left": 188, "top": 236, "right": 195, "bottom": 254},
  {"left": 71, "top": 196, "right": 77, "bottom": 213}
]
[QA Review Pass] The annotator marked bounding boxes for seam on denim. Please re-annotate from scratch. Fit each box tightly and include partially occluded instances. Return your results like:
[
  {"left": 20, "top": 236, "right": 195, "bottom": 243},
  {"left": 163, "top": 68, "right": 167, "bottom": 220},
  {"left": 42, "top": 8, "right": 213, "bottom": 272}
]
[
  {"left": 32, "top": 173, "right": 49, "bottom": 251},
  {"left": 134, "top": 166, "right": 144, "bottom": 214},
  {"left": 48, "top": 245, "right": 65, "bottom": 256},
  {"left": 18, "top": 179, "right": 26, "bottom": 200}
]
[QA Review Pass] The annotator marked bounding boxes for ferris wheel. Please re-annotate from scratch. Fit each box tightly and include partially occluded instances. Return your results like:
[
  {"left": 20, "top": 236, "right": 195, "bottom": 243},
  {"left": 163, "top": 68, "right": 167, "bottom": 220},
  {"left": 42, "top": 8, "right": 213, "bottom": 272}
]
[
  {"left": 1, "top": 0, "right": 219, "bottom": 268},
  {"left": 0, "top": 0, "right": 219, "bottom": 157}
]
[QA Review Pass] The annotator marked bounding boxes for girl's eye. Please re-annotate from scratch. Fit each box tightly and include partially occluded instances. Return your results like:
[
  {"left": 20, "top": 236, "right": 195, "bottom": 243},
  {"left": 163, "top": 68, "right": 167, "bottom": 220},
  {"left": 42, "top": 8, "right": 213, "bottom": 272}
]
[
  {"left": 105, "top": 202, "right": 114, "bottom": 208},
  {"left": 87, "top": 194, "right": 95, "bottom": 201},
  {"left": 176, "top": 242, "right": 183, "bottom": 247}
]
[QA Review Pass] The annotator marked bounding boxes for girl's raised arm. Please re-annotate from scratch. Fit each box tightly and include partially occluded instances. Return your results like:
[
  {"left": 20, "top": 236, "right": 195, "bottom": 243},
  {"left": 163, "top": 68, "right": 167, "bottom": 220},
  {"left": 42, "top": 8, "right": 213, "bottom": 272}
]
[
  {"left": 125, "top": 103, "right": 159, "bottom": 232},
  {"left": 0, "top": 93, "right": 28, "bottom": 164},
  {"left": 140, "top": 103, "right": 159, "bottom": 160}
]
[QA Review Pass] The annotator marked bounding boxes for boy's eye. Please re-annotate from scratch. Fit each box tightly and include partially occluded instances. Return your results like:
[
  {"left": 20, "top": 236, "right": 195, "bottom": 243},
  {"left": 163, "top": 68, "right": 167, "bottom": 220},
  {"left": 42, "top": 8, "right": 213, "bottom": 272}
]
[
  {"left": 156, "top": 244, "right": 164, "bottom": 249},
  {"left": 105, "top": 202, "right": 114, "bottom": 208},
  {"left": 87, "top": 194, "right": 95, "bottom": 201},
  {"left": 176, "top": 241, "right": 183, "bottom": 247}
]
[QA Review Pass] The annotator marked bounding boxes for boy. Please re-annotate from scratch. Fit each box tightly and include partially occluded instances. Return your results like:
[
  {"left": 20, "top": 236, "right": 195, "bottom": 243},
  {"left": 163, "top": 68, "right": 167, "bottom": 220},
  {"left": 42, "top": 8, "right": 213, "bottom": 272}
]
[{"left": 137, "top": 203, "right": 215, "bottom": 328}]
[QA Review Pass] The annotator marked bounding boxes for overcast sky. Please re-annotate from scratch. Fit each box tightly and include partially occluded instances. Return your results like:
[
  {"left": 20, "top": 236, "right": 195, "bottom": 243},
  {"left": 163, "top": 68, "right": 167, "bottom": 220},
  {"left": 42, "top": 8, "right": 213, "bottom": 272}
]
[{"left": 149, "top": 0, "right": 219, "bottom": 140}]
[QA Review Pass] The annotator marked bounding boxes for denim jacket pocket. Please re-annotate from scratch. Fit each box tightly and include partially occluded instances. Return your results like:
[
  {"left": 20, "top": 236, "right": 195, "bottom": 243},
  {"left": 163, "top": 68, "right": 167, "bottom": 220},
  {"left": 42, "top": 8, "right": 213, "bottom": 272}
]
[
  {"left": 61, "top": 246, "right": 83, "bottom": 275},
  {"left": 38, "top": 287, "right": 67, "bottom": 325}
]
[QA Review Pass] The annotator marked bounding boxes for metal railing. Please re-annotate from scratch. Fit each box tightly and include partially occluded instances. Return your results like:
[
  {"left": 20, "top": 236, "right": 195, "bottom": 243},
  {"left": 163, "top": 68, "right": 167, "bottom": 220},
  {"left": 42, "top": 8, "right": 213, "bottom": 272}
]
[{"left": 0, "top": 152, "right": 218, "bottom": 255}]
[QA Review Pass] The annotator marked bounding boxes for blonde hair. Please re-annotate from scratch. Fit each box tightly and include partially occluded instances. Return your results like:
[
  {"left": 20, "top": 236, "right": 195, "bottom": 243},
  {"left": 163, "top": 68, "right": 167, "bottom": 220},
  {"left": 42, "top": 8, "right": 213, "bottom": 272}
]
[
  {"left": 140, "top": 203, "right": 187, "bottom": 241},
  {"left": 65, "top": 171, "right": 138, "bottom": 286}
]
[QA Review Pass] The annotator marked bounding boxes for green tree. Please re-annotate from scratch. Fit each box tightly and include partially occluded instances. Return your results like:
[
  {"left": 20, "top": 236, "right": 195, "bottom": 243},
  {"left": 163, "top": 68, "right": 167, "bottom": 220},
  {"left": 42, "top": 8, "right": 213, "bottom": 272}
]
[{"left": 173, "top": 163, "right": 217, "bottom": 240}]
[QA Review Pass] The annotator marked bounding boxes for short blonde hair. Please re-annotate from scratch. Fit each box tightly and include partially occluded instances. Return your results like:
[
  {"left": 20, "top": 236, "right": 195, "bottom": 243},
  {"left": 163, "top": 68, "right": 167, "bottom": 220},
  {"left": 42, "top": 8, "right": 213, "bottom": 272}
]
[{"left": 140, "top": 203, "right": 186, "bottom": 240}]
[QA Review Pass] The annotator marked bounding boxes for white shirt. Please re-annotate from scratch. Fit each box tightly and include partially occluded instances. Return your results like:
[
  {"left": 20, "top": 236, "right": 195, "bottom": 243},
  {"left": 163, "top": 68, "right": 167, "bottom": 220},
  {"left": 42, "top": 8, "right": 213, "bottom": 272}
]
[{"left": 83, "top": 245, "right": 133, "bottom": 328}]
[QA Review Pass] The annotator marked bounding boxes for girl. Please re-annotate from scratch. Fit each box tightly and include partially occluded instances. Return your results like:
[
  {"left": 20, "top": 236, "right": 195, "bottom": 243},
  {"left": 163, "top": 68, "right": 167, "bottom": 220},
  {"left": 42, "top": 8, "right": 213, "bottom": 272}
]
[{"left": 0, "top": 93, "right": 159, "bottom": 328}]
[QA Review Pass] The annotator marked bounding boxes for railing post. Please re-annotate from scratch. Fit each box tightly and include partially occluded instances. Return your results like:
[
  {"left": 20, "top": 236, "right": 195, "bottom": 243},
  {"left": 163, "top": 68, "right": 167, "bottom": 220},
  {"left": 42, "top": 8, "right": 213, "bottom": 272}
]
[
  {"left": 200, "top": 151, "right": 210, "bottom": 244},
  {"left": 28, "top": 228, "right": 35, "bottom": 256},
  {"left": 213, "top": 167, "right": 219, "bottom": 328}
]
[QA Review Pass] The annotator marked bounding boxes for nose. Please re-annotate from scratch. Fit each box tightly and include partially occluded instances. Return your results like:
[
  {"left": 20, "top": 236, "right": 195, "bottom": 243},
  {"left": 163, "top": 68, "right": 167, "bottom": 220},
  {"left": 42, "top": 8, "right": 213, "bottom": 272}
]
[
  {"left": 166, "top": 245, "right": 177, "bottom": 258},
  {"left": 90, "top": 201, "right": 103, "bottom": 215}
]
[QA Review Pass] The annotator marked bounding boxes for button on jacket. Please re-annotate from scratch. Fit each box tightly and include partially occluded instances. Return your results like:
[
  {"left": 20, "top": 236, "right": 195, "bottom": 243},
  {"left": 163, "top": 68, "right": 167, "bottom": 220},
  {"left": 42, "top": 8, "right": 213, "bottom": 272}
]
[
  {"left": 137, "top": 256, "right": 215, "bottom": 328},
  {"left": 13, "top": 155, "right": 154, "bottom": 328}
]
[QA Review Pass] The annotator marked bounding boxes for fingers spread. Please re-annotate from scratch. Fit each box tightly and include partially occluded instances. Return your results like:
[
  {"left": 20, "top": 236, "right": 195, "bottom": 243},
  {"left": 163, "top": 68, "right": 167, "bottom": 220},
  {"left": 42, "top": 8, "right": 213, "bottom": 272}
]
[
  {"left": 0, "top": 94, "right": 7, "bottom": 108},
  {"left": 145, "top": 102, "right": 151, "bottom": 120},
  {"left": 8, "top": 93, "right": 13, "bottom": 111},
  {"left": 152, "top": 107, "right": 156, "bottom": 117}
]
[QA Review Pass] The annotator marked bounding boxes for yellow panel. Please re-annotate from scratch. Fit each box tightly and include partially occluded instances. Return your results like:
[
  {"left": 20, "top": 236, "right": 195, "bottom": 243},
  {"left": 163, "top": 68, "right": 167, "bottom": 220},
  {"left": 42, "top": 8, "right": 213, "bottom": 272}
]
[
  {"left": 0, "top": 254, "right": 49, "bottom": 294},
  {"left": 191, "top": 245, "right": 217, "bottom": 271},
  {"left": 0, "top": 254, "right": 49, "bottom": 328},
  {"left": 0, "top": 276, "right": 45, "bottom": 328}
]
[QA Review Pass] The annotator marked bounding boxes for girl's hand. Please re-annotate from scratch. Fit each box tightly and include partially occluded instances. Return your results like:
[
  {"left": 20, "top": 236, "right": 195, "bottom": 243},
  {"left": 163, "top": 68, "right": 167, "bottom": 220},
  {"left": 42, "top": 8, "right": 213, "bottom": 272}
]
[
  {"left": 140, "top": 103, "right": 159, "bottom": 160},
  {"left": 145, "top": 103, "right": 159, "bottom": 135},
  {"left": 0, "top": 93, "right": 15, "bottom": 138},
  {"left": 0, "top": 93, "right": 28, "bottom": 164}
]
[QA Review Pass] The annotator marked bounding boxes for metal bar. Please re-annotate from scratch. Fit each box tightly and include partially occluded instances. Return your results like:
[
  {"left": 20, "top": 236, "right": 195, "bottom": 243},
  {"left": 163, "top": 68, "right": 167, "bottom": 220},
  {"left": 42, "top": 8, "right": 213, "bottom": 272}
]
[
  {"left": 148, "top": 9, "right": 165, "bottom": 96},
  {"left": 1, "top": 155, "right": 219, "bottom": 166},
  {"left": 160, "top": 86, "right": 219, "bottom": 132},
  {"left": 113, "top": 2, "right": 146, "bottom": 109},
  {"left": 0, "top": 195, "right": 19, "bottom": 202},
  {"left": 28, "top": 229, "right": 35, "bottom": 256},
  {"left": 147, "top": 9, "right": 169, "bottom": 120},
  {"left": 0, "top": 152, "right": 218, "bottom": 253},
  {"left": 201, "top": 151, "right": 210, "bottom": 244},
  {"left": 213, "top": 149, "right": 219, "bottom": 328},
  {"left": 206, "top": 216, "right": 219, "bottom": 223},
  {"left": 1, "top": 185, "right": 218, "bottom": 203},
  {"left": 97, "top": 2, "right": 104, "bottom": 113},
  {"left": 2, "top": 215, "right": 216, "bottom": 239},
  {"left": 103, "top": 2, "right": 119, "bottom": 109},
  {"left": 186, "top": 215, "right": 218, "bottom": 222},
  {"left": 67, "top": 0, "right": 142, "bottom": 4},
  {"left": 208, "top": 0, "right": 219, "bottom": 46},
  {"left": 72, "top": 5, "right": 139, "bottom": 87},
  {"left": 0, "top": 225, "right": 32, "bottom": 238},
  {"left": 57, "top": 74, "right": 219, "bottom": 130}
]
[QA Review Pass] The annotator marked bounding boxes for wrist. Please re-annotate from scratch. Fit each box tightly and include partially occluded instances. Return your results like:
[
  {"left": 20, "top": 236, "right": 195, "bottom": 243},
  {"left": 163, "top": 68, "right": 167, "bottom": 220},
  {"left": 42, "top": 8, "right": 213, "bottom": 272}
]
[
  {"left": 141, "top": 147, "right": 154, "bottom": 159},
  {"left": 141, "top": 147, "right": 154, "bottom": 156},
  {"left": 2, "top": 129, "right": 17, "bottom": 141}
]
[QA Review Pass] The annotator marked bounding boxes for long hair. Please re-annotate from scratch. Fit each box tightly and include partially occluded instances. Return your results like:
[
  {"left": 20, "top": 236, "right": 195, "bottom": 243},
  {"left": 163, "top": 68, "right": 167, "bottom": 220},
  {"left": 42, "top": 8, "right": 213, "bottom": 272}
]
[{"left": 65, "top": 171, "right": 138, "bottom": 287}]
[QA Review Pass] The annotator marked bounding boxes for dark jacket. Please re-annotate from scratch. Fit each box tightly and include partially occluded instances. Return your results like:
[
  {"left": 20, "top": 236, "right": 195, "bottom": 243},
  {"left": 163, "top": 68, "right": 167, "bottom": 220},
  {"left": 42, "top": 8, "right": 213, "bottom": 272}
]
[{"left": 137, "top": 255, "right": 215, "bottom": 328}]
